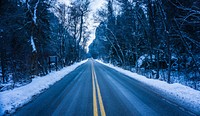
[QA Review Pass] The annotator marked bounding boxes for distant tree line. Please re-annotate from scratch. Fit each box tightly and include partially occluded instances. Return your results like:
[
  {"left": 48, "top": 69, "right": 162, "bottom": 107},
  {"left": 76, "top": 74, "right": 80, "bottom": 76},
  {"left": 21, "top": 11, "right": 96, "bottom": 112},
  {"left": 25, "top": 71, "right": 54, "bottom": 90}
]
[
  {"left": 0, "top": 0, "right": 89, "bottom": 88},
  {"left": 89, "top": 0, "right": 200, "bottom": 87}
]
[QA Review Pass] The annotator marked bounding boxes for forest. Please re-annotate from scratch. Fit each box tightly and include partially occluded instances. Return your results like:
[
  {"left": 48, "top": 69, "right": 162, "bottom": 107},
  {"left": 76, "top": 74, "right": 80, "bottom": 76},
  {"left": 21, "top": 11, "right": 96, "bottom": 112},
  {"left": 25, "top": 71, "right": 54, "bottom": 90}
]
[
  {"left": 0, "top": 0, "right": 90, "bottom": 90},
  {"left": 89, "top": 0, "right": 200, "bottom": 89},
  {"left": 0, "top": 0, "right": 200, "bottom": 91}
]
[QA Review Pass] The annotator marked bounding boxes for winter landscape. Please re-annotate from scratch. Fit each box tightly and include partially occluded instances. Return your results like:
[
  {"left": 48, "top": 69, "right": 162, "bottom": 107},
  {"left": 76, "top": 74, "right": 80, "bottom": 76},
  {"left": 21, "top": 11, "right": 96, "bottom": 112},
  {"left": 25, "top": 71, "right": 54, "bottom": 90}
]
[{"left": 0, "top": 0, "right": 200, "bottom": 115}]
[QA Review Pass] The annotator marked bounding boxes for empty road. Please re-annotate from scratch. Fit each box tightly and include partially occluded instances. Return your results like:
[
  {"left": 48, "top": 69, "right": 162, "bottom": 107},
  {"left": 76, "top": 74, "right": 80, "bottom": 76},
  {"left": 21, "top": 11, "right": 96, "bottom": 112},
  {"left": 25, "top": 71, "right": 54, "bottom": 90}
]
[{"left": 14, "top": 60, "right": 195, "bottom": 116}]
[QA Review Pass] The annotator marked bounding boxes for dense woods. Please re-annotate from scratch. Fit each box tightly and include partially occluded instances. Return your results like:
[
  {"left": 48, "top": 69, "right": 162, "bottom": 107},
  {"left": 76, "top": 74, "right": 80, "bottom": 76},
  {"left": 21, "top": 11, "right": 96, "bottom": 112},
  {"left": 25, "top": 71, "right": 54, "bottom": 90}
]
[
  {"left": 0, "top": 0, "right": 200, "bottom": 91},
  {"left": 89, "top": 0, "right": 200, "bottom": 89},
  {"left": 0, "top": 0, "right": 89, "bottom": 89}
]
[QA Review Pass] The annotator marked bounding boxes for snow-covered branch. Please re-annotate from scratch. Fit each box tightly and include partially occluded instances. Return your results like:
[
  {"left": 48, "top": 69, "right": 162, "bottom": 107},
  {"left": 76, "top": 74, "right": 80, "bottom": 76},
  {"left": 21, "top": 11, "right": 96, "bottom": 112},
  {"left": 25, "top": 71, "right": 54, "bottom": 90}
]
[
  {"left": 33, "top": 0, "right": 40, "bottom": 25},
  {"left": 30, "top": 36, "right": 37, "bottom": 52}
]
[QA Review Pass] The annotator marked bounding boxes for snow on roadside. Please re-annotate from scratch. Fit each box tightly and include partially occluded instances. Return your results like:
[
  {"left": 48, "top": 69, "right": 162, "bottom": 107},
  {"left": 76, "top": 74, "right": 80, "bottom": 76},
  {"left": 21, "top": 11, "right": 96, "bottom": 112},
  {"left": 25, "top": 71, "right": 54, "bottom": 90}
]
[
  {"left": 0, "top": 59, "right": 88, "bottom": 115},
  {"left": 96, "top": 60, "right": 200, "bottom": 115}
]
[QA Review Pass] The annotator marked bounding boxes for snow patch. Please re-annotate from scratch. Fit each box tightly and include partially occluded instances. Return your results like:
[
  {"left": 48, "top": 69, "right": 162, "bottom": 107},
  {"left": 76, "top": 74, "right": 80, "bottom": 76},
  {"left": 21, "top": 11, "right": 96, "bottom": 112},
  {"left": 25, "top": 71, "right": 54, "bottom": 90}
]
[
  {"left": 20, "top": 0, "right": 26, "bottom": 3},
  {"left": 136, "top": 54, "right": 147, "bottom": 67},
  {"left": 0, "top": 60, "right": 87, "bottom": 115},
  {"left": 96, "top": 60, "right": 200, "bottom": 115}
]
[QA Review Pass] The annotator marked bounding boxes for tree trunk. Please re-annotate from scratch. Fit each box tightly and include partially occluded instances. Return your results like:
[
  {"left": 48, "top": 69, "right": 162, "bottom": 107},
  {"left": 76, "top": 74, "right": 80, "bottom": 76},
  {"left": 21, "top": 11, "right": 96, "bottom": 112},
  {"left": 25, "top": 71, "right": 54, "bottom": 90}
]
[
  {"left": 156, "top": 50, "right": 160, "bottom": 79},
  {"left": 147, "top": 0, "right": 155, "bottom": 78},
  {"left": 0, "top": 48, "right": 6, "bottom": 83},
  {"left": 167, "top": 34, "right": 171, "bottom": 83},
  {"left": 78, "top": 12, "right": 84, "bottom": 60}
]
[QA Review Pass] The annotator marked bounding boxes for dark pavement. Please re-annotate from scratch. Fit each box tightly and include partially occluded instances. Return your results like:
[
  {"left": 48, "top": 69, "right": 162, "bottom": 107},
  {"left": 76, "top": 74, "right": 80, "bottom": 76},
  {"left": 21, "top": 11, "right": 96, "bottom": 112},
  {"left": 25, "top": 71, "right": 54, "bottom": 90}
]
[{"left": 14, "top": 59, "right": 195, "bottom": 116}]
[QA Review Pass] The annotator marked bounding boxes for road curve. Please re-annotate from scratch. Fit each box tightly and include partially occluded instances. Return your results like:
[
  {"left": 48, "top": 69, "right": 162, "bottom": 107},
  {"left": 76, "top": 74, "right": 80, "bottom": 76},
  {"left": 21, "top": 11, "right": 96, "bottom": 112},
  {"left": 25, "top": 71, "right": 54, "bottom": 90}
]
[{"left": 14, "top": 59, "right": 196, "bottom": 116}]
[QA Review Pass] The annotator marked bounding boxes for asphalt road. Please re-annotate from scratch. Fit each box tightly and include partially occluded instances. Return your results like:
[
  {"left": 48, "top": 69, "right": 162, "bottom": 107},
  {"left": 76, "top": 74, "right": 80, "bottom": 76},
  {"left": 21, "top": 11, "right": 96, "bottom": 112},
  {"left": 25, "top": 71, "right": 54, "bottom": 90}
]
[{"left": 14, "top": 60, "right": 195, "bottom": 116}]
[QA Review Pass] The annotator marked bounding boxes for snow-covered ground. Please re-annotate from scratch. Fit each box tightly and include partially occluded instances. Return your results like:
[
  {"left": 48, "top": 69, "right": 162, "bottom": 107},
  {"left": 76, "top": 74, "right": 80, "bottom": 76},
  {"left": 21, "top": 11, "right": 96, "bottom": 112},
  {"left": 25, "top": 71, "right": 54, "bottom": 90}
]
[
  {"left": 0, "top": 60, "right": 87, "bottom": 115},
  {"left": 96, "top": 60, "right": 200, "bottom": 115}
]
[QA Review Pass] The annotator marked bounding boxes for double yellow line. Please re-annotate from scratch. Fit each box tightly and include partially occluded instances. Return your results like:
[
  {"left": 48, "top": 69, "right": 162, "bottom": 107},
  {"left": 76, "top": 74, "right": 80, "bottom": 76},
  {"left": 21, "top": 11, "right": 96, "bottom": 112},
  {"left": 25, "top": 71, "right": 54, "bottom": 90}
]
[{"left": 92, "top": 62, "right": 106, "bottom": 116}]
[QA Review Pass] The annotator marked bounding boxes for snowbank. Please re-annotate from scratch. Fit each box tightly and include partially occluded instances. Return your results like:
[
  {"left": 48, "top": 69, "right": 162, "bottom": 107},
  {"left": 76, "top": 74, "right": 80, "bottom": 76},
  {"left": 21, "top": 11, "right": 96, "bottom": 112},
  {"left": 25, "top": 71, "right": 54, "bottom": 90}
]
[
  {"left": 0, "top": 60, "right": 87, "bottom": 115},
  {"left": 96, "top": 60, "right": 200, "bottom": 115}
]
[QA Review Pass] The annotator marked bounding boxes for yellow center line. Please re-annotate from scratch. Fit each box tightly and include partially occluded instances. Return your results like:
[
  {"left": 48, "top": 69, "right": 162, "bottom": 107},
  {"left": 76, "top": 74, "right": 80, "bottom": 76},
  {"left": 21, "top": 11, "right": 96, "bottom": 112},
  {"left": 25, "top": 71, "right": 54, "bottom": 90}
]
[
  {"left": 92, "top": 61, "right": 106, "bottom": 116},
  {"left": 92, "top": 63, "right": 98, "bottom": 116},
  {"left": 94, "top": 68, "right": 106, "bottom": 116},
  {"left": 92, "top": 62, "right": 98, "bottom": 116}
]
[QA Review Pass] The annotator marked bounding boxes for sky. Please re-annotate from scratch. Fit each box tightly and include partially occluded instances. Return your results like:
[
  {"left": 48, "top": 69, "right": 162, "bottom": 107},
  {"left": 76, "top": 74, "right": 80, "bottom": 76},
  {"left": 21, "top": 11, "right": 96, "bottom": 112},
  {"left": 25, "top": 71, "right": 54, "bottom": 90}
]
[
  {"left": 58, "top": 0, "right": 106, "bottom": 51},
  {"left": 87, "top": 0, "right": 106, "bottom": 48}
]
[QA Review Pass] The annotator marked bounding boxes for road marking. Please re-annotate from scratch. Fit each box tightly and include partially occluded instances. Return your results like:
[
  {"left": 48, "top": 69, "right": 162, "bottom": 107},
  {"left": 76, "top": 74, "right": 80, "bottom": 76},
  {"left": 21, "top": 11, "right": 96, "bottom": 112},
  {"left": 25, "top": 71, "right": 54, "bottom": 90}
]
[
  {"left": 94, "top": 67, "right": 106, "bottom": 116},
  {"left": 92, "top": 62, "right": 98, "bottom": 116},
  {"left": 92, "top": 61, "right": 106, "bottom": 116}
]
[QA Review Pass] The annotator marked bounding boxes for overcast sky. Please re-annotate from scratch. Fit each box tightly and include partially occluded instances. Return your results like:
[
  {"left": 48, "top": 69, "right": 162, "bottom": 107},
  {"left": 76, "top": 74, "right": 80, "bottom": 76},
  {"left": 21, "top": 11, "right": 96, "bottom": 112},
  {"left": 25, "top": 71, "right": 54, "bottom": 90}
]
[{"left": 58, "top": 0, "right": 106, "bottom": 50}]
